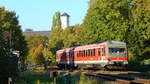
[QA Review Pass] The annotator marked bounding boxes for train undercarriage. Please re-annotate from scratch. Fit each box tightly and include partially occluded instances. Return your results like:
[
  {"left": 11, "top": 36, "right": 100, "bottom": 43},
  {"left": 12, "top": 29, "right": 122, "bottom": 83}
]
[{"left": 57, "top": 61, "right": 128, "bottom": 70}]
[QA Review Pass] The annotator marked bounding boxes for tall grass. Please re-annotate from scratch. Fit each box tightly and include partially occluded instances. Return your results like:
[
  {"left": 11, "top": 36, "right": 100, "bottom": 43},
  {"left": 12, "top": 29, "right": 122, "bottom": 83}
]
[
  {"left": 17, "top": 70, "right": 52, "bottom": 84},
  {"left": 16, "top": 70, "right": 113, "bottom": 84}
]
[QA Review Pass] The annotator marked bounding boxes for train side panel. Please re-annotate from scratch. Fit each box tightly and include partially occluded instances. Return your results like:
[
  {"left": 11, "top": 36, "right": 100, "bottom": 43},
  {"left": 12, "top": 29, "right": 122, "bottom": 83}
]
[
  {"left": 56, "top": 41, "right": 128, "bottom": 69},
  {"left": 73, "top": 43, "right": 108, "bottom": 67}
]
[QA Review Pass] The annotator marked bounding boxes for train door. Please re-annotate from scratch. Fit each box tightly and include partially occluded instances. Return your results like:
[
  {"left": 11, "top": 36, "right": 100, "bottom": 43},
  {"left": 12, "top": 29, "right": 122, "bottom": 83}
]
[
  {"left": 98, "top": 47, "right": 106, "bottom": 59},
  {"left": 101, "top": 47, "right": 106, "bottom": 61},
  {"left": 98, "top": 48, "right": 101, "bottom": 60},
  {"left": 69, "top": 50, "right": 75, "bottom": 68}
]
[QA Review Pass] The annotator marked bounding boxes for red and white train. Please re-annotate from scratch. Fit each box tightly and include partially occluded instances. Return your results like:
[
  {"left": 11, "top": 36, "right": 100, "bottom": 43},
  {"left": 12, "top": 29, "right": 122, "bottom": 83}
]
[{"left": 56, "top": 41, "right": 128, "bottom": 69}]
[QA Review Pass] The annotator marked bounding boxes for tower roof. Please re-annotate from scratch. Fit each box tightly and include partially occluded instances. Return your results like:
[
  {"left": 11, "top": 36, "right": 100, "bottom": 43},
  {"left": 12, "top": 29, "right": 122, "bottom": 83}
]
[{"left": 61, "top": 12, "right": 70, "bottom": 17}]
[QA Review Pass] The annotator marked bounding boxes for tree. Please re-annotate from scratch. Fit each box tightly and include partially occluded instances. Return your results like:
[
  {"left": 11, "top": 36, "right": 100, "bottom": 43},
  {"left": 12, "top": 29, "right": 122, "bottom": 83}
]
[
  {"left": 32, "top": 45, "right": 45, "bottom": 65},
  {"left": 83, "top": 0, "right": 130, "bottom": 43},
  {"left": 0, "top": 28, "right": 10, "bottom": 84},
  {"left": 89, "top": 0, "right": 97, "bottom": 6},
  {"left": 0, "top": 7, "right": 28, "bottom": 70},
  {"left": 61, "top": 25, "right": 83, "bottom": 48},
  {"left": 125, "top": 0, "right": 150, "bottom": 62},
  {"left": 83, "top": 0, "right": 150, "bottom": 63},
  {"left": 51, "top": 11, "right": 61, "bottom": 30},
  {"left": 0, "top": 7, "right": 27, "bottom": 83},
  {"left": 48, "top": 27, "right": 63, "bottom": 64},
  {"left": 26, "top": 34, "right": 50, "bottom": 67}
]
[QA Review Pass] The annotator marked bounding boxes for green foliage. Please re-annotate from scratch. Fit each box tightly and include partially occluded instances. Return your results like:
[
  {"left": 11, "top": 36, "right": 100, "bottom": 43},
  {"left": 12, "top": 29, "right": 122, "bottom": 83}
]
[
  {"left": 0, "top": 7, "right": 27, "bottom": 79},
  {"left": 51, "top": 11, "right": 61, "bottom": 30},
  {"left": 48, "top": 27, "right": 63, "bottom": 64},
  {"left": 48, "top": 25, "right": 84, "bottom": 64},
  {"left": 141, "top": 59, "right": 150, "bottom": 65},
  {"left": 83, "top": 0, "right": 130, "bottom": 43},
  {"left": 82, "top": 0, "right": 150, "bottom": 63},
  {"left": 48, "top": 0, "right": 149, "bottom": 65},
  {"left": 89, "top": 0, "right": 97, "bottom": 6},
  {"left": 18, "top": 71, "right": 52, "bottom": 84},
  {"left": 26, "top": 34, "right": 50, "bottom": 65},
  {"left": 32, "top": 45, "right": 45, "bottom": 65},
  {"left": 126, "top": 0, "right": 150, "bottom": 62},
  {"left": 0, "top": 7, "right": 28, "bottom": 71},
  {"left": 61, "top": 25, "right": 82, "bottom": 48}
]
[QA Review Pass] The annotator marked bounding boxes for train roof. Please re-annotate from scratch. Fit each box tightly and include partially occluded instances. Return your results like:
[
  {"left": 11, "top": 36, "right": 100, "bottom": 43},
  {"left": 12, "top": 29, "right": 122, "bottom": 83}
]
[
  {"left": 56, "top": 48, "right": 72, "bottom": 53},
  {"left": 73, "top": 41, "right": 126, "bottom": 48},
  {"left": 56, "top": 41, "right": 126, "bottom": 52},
  {"left": 104, "top": 41, "right": 126, "bottom": 45}
]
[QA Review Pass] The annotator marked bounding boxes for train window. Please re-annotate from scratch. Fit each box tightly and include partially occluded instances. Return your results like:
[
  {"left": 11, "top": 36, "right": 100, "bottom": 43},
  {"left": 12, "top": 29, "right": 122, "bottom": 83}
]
[
  {"left": 86, "top": 50, "right": 88, "bottom": 57},
  {"left": 79, "top": 51, "right": 81, "bottom": 57},
  {"left": 93, "top": 49, "right": 95, "bottom": 56},
  {"left": 78, "top": 51, "right": 81, "bottom": 57},
  {"left": 82, "top": 51, "right": 84, "bottom": 57},
  {"left": 62, "top": 52, "right": 66, "bottom": 59},
  {"left": 86, "top": 50, "right": 88, "bottom": 56},
  {"left": 102, "top": 48, "right": 105, "bottom": 56},
  {"left": 82, "top": 51, "right": 83, "bottom": 57},
  {"left": 90, "top": 49, "right": 92, "bottom": 56},
  {"left": 98, "top": 48, "right": 101, "bottom": 56},
  {"left": 88, "top": 49, "right": 90, "bottom": 56},
  {"left": 82, "top": 50, "right": 83, "bottom": 57},
  {"left": 83, "top": 50, "right": 85, "bottom": 57},
  {"left": 90, "top": 49, "right": 91, "bottom": 56},
  {"left": 91, "top": 49, "right": 93, "bottom": 56},
  {"left": 81, "top": 51, "right": 83, "bottom": 57}
]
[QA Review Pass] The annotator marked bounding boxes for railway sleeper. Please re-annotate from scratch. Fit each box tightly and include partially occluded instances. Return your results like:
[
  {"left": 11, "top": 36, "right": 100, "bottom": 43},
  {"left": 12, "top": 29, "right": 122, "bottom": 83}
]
[
  {"left": 85, "top": 73, "right": 149, "bottom": 84},
  {"left": 104, "top": 65, "right": 127, "bottom": 71}
]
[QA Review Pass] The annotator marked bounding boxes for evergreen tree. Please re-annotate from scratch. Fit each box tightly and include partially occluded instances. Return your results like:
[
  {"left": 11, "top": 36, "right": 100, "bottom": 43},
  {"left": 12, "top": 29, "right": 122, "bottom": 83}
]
[
  {"left": 51, "top": 11, "right": 61, "bottom": 30},
  {"left": 48, "top": 27, "right": 63, "bottom": 64},
  {"left": 0, "top": 7, "right": 27, "bottom": 83}
]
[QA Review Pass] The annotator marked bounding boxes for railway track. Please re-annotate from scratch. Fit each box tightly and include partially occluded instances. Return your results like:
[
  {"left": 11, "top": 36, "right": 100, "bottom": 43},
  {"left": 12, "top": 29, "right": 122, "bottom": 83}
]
[
  {"left": 47, "top": 66, "right": 150, "bottom": 84},
  {"left": 85, "top": 73, "right": 150, "bottom": 84}
]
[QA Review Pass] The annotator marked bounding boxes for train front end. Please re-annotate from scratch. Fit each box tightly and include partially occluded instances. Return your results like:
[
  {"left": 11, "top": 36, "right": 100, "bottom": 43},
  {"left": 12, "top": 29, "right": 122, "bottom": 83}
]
[{"left": 106, "top": 41, "right": 128, "bottom": 68}]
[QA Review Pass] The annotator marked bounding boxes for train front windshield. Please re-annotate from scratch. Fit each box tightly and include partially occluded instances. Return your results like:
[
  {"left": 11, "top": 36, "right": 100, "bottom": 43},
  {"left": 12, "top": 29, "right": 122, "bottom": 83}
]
[{"left": 108, "top": 47, "right": 127, "bottom": 57}]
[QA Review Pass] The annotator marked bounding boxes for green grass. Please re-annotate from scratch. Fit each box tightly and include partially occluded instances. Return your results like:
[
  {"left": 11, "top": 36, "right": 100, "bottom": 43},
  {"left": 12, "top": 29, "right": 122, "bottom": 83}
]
[{"left": 16, "top": 70, "right": 52, "bottom": 84}]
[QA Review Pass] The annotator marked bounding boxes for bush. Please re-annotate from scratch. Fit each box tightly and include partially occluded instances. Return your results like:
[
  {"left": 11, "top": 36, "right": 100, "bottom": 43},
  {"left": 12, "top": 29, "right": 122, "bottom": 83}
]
[{"left": 141, "top": 59, "right": 150, "bottom": 65}]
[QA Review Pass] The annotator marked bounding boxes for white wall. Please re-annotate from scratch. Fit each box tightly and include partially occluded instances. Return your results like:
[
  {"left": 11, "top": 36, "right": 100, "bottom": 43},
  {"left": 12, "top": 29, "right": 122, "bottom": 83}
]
[{"left": 61, "top": 16, "right": 69, "bottom": 29}]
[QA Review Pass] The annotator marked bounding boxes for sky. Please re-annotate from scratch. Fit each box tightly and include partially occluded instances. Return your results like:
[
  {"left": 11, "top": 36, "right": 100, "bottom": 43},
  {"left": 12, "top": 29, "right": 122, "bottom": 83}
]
[{"left": 0, "top": 0, "right": 88, "bottom": 31}]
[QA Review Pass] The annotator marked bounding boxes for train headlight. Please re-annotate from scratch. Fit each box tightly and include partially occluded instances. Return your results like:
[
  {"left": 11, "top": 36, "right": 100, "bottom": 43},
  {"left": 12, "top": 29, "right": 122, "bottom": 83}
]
[
  {"left": 123, "top": 60, "right": 128, "bottom": 64},
  {"left": 108, "top": 61, "right": 114, "bottom": 64}
]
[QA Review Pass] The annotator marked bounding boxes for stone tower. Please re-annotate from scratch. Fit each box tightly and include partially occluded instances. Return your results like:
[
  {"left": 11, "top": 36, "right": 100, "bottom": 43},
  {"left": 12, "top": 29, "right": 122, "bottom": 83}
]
[{"left": 60, "top": 13, "right": 70, "bottom": 29}]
